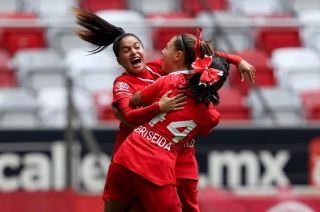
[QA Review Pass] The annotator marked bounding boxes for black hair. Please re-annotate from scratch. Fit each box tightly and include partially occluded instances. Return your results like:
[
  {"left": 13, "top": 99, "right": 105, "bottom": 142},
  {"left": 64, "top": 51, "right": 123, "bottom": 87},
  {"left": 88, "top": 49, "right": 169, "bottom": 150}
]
[
  {"left": 72, "top": 8, "right": 143, "bottom": 57},
  {"left": 175, "top": 33, "right": 230, "bottom": 106}
]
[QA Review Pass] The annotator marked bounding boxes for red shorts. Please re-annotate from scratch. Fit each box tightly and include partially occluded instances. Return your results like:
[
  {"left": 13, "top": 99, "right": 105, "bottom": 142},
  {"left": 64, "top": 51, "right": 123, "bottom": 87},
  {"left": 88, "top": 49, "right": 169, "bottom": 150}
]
[
  {"left": 107, "top": 162, "right": 181, "bottom": 212},
  {"left": 176, "top": 178, "right": 200, "bottom": 212}
]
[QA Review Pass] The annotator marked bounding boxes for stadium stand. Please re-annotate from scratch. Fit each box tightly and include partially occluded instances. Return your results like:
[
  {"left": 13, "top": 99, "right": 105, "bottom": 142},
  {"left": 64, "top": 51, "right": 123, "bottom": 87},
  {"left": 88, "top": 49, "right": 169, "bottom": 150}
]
[
  {"left": 180, "top": 0, "right": 229, "bottom": 16},
  {"left": 80, "top": 0, "right": 128, "bottom": 12},
  {"left": 0, "top": 0, "right": 318, "bottom": 127},
  {"left": 228, "top": 0, "right": 285, "bottom": 16},
  {"left": 33, "top": 0, "right": 78, "bottom": 18},
  {"left": 271, "top": 47, "right": 320, "bottom": 94},
  {"left": 228, "top": 49, "right": 276, "bottom": 94},
  {"left": 0, "top": 12, "right": 46, "bottom": 55},
  {"left": 12, "top": 48, "right": 67, "bottom": 92},
  {"left": 0, "top": 0, "right": 19, "bottom": 12},
  {"left": 0, "top": 49, "right": 17, "bottom": 87},
  {"left": 37, "top": 86, "right": 96, "bottom": 127},
  {"left": 301, "top": 90, "right": 320, "bottom": 121},
  {"left": 196, "top": 11, "right": 253, "bottom": 52},
  {"left": 253, "top": 15, "right": 302, "bottom": 56},
  {"left": 286, "top": 0, "right": 320, "bottom": 14},
  {"left": 65, "top": 48, "right": 119, "bottom": 93},
  {"left": 147, "top": 12, "right": 196, "bottom": 51},
  {"left": 128, "top": 0, "right": 177, "bottom": 15},
  {"left": 0, "top": 88, "right": 39, "bottom": 127},
  {"left": 216, "top": 87, "right": 251, "bottom": 121},
  {"left": 96, "top": 9, "right": 153, "bottom": 51},
  {"left": 297, "top": 9, "right": 320, "bottom": 50},
  {"left": 246, "top": 87, "right": 304, "bottom": 125},
  {"left": 92, "top": 90, "right": 118, "bottom": 123}
]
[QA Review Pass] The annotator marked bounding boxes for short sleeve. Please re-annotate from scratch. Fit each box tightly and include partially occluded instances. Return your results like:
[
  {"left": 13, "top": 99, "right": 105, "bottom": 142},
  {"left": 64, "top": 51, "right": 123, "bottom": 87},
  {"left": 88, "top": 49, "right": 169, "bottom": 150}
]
[{"left": 215, "top": 51, "right": 242, "bottom": 66}]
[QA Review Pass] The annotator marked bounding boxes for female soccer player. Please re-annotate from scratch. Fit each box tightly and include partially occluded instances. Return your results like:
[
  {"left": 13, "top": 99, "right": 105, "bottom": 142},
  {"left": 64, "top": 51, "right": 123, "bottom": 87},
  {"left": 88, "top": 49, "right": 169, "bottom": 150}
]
[
  {"left": 72, "top": 8, "right": 255, "bottom": 212},
  {"left": 106, "top": 30, "right": 255, "bottom": 211}
]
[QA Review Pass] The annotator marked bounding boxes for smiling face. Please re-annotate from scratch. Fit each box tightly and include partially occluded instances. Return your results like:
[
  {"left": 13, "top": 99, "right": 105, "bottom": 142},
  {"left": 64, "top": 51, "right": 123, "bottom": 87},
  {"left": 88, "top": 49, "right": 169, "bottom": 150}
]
[
  {"left": 161, "top": 36, "right": 183, "bottom": 73},
  {"left": 117, "top": 35, "right": 146, "bottom": 76}
]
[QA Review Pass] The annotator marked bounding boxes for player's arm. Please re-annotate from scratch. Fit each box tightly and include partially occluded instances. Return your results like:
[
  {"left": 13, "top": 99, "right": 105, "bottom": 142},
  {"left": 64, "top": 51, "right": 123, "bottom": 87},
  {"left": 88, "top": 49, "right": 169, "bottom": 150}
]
[
  {"left": 113, "top": 79, "right": 185, "bottom": 126},
  {"left": 215, "top": 51, "right": 256, "bottom": 83},
  {"left": 130, "top": 77, "right": 186, "bottom": 111},
  {"left": 112, "top": 80, "right": 162, "bottom": 125},
  {"left": 115, "top": 97, "right": 161, "bottom": 125},
  {"left": 116, "top": 92, "right": 185, "bottom": 125}
]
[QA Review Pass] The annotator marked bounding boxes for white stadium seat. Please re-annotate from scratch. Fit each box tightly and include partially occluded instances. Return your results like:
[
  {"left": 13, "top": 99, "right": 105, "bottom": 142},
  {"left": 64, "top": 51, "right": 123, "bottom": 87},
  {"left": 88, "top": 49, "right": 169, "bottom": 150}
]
[{"left": 271, "top": 47, "right": 320, "bottom": 94}]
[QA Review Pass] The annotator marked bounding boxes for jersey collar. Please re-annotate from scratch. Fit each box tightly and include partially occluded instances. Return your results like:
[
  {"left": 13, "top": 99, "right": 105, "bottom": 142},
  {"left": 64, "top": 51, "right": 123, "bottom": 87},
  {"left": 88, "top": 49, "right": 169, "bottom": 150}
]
[{"left": 169, "top": 70, "right": 192, "bottom": 75}]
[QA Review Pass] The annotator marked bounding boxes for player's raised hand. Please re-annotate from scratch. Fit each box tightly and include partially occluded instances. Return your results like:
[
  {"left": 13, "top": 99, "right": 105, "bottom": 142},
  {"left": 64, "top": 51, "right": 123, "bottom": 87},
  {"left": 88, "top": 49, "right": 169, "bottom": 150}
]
[
  {"left": 159, "top": 90, "right": 187, "bottom": 113},
  {"left": 237, "top": 59, "right": 256, "bottom": 83}
]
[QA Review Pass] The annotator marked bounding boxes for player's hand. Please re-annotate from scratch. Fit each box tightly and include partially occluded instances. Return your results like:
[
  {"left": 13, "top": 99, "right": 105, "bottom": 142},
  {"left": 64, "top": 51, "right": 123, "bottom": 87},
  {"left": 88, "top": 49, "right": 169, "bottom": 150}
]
[
  {"left": 237, "top": 59, "right": 256, "bottom": 83},
  {"left": 159, "top": 90, "right": 187, "bottom": 113}
]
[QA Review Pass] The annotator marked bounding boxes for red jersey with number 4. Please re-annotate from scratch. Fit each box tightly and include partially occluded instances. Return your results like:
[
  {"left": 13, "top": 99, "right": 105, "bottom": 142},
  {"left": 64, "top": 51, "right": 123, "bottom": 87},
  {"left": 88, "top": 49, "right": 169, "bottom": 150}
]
[{"left": 113, "top": 71, "right": 220, "bottom": 186}]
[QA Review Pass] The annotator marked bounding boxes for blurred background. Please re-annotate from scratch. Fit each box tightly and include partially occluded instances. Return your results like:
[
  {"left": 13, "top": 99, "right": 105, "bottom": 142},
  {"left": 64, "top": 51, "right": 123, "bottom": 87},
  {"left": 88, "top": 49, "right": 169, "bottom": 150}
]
[{"left": 0, "top": 0, "right": 320, "bottom": 211}]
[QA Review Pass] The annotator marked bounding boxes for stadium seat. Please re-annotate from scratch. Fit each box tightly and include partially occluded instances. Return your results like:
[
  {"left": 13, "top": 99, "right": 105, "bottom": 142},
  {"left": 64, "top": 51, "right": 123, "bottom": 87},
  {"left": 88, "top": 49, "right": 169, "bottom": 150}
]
[
  {"left": 12, "top": 48, "right": 67, "bottom": 92},
  {"left": 96, "top": 9, "right": 153, "bottom": 51},
  {"left": 301, "top": 90, "right": 320, "bottom": 121},
  {"left": 37, "top": 86, "right": 96, "bottom": 127},
  {"left": 253, "top": 16, "right": 302, "bottom": 56},
  {"left": 286, "top": 0, "right": 320, "bottom": 14},
  {"left": 228, "top": 0, "right": 285, "bottom": 16},
  {"left": 129, "top": 0, "right": 177, "bottom": 15},
  {"left": 46, "top": 26, "right": 92, "bottom": 56},
  {"left": 147, "top": 12, "right": 196, "bottom": 51},
  {"left": 228, "top": 49, "right": 276, "bottom": 94},
  {"left": 0, "top": 0, "right": 19, "bottom": 12},
  {"left": 93, "top": 90, "right": 118, "bottom": 123},
  {"left": 196, "top": 11, "right": 253, "bottom": 52},
  {"left": 34, "top": 0, "right": 78, "bottom": 18},
  {"left": 246, "top": 87, "right": 304, "bottom": 125},
  {"left": 0, "top": 49, "right": 16, "bottom": 87},
  {"left": 65, "top": 48, "right": 120, "bottom": 93},
  {"left": 80, "top": 0, "right": 128, "bottom": 12},
  {"left": 0, "top": 12, "right": 46, "bottom": 55},
  {"left": 216, "top": 87, "right": 251, "bottom": 120},
  {"left": 180, "top": 0, "right": 228, "bottom": 16},
  {"left": 297, "top": 10, "right": 320, "bottom": 50},
  {"left": 0, "top": 88, "right": 40, "bottom": 127},
  {"left": 271, "top": 47, "right": 320, "bottom": 94}
]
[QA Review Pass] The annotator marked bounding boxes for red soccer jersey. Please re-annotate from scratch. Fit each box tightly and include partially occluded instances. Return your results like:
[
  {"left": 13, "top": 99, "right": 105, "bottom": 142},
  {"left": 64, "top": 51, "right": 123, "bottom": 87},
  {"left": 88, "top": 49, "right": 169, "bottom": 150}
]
[
  {"left": 113, "top": 71, "right": 220, "bottom": 186},
  {"left": 112, "top": 63, "right": 162, "bottom": 153}
]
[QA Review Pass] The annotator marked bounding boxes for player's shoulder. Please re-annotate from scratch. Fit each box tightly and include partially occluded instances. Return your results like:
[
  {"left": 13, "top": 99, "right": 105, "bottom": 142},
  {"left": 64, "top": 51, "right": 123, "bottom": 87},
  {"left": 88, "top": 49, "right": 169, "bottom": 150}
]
[{"left": 114, "top": 72, "right": 130, "bottom": 82}]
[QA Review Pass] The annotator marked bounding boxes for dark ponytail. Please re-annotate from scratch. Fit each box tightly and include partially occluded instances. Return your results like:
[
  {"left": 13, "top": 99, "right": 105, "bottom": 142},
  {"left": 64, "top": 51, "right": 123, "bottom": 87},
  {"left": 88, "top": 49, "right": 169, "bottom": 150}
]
[{"left": 72, "top": 8, "right": 142, "bottom": 56}]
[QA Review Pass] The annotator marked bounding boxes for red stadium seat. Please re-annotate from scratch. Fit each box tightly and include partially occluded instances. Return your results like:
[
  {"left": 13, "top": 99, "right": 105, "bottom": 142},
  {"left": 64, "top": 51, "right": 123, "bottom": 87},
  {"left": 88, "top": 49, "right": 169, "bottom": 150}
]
[
  {"left": 93, "top": 90, "right": 118, "bottom": 123},
  {"left": 229, "top": 49, "right": 276, "bottom": 94},
  {"left": 0, "top": 12, "right": 46, "bottom": 55},
  {"left": 216, "top": 87, "right": 251, "bottom": 120},
  {"left": 301, "top": 90, "right": 320, "bottom": 121},
  {"left": 147, "top": 12, "right": 196, "bottom": 51},
  {"left": 80, "top": 0, "right": 128, "bottom": 12},
  {"left": 0, "top": 49, "right": 16, "bottom": 87},
  {"left": 253, "top": 16, "right": 302, "bottom": 56},
  {"left": 180, "top": 0, "right": 228, "bottom": 16}
]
